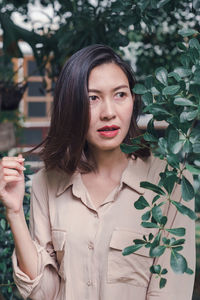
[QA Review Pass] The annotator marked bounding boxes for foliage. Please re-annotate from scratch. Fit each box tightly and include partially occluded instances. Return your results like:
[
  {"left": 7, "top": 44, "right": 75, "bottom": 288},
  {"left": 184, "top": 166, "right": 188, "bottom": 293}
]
[
  {"left": 121, "top": 30, "right": 200, "bottom": 289},
  {"left": 0, "top": 0, "right": 199, "bottom": 79}
]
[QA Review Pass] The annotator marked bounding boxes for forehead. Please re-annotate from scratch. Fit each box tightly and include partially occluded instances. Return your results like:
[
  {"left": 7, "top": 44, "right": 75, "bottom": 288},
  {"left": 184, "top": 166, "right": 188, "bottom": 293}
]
[{"left": 88, "top": 63, "right": 129, "bottom": 89}]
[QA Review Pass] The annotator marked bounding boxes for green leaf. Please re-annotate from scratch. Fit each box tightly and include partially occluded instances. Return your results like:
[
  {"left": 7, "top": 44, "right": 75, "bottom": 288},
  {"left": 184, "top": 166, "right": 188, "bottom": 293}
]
[
  {"left": 145, "top": 75, "right": 154, "bottom": 89},
  {"left": 149, "top": 233, "right": 154, "bottom": 241},
  {"left": 160, "top": 216, "right": 167, "bottom": 226},
  {"left": 180, "top": 110, "right": 198, "bottom": 122},
  {"left": 122, "top": 244, "right": 143, "bottom": 256},
  {"left": 142, "top": 92, "right": 153, "bottom": 105},
  {"left": 140, "top": 181, "right": 166, "bottom": 195},
  {"left": 143, "top": 104, "right": 170, "bottom": 116},
  {"left": 133, "top": 239, "right": 146, "bottom": 244},
  {"left": 151, "top": 86, "right": 160, "bottom": 95},
  {"left": 143, "top": 132, "right": 158, "bottom": 142},
  {"left": 162, "top": 85, "right": 180, "bottom": 95},
  {"left": 174, "top": 67, "right": 192, "bottom": 78},
  {"left": 180, "top": 54, "right": 191, "bottom": 68},
  {"left": 189, "top": 38, "right": 200, "bottom": 50},
  {"left": 189, "top": 83, "right": 200, "bottom": 97},
  {"left": 157, "top": 0, "right": 171, "bottom": 8},
  {"left": 168, "top": 71, "right": 181, "bottom": 81},
  {"left": 158, "top": 137, "right": 168, "bottom": 155},
  {"left": 181, "top": 175, "right": 195, "bottom": 201},
  {"left": 171, "top": 239, "right": 185, "bottom": 246},
  {"left": 178, "top": 28, "right": 198, "bottom": 37},
  {"left": 193, "top": 142, "right": 200, "bottom": 153},
  {"left": 150, "top": 264, "right": 161, "bottom": 274},
  {"left": 133, "top": 84, "right": 147, "bottom": 94},
  {"left": 150, "top": 245, "right": 166, "bottom": 257},
  {"left": 170, "top": 251, "right": 187, "bottom": 274},
  {"left": 174, "top": 98, "right": 196, "bottom": 107},
  {"left": 186, "top": 163, "right": 200, "bottom": 174},
  {"left": 120, "top": 143, "right": 141, "bottom": 154},
  {"left": 165, "top": 227, "right": 186, "bottom": 237},
  {"left": 142, "top": 210, "right": 151, "bottom": 221},
  {"left": 162, "top": 174, "right": 177, "bottom": 194},
  {"left": 141, "top": 222, "right": 160, "bottom": 228},
  {"left": 161, "top": 268, "right": 168, "bottom": 275},
  {"left": 160, "top": 277, "right": 167, "bottom": 289},
  {"left": 177, "top": 42, "right": 187, "bottom": 51},
  {"left": 171, "top": 200, "right": 197, "bottom": 220},
  {"left": 134, "top": 196, "right": 150, "bottom": 210},
  {"left": 155, "top": 67, "right": 168, "bottom": 86},
  {"left": 185, "top": 267, "right": 194, "bottom": 275},
  {"left": 0, "top": 219, "right": 6, "bottom": 230},
  {"left": 171, "top": 141, "right": 183, "bottom": 154},
  {"left": 167, "top": 154, "right": 180, "bottom": 169},
  {"left": 152, "top": 195, "right": 160, "bottom": 204},
  {"left": 167, "top": 127, "right": 179, "bottom": 147},
  {"left": 163, "top": 237, "right": 170, "bottom": 244},
  {"left": 152, "top": 205, "right": 163, "bottom": 223}
]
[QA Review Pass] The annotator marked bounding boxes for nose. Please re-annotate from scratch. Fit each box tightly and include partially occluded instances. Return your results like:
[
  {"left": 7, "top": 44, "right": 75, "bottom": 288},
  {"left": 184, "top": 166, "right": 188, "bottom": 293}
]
[{"left": 100, "top": 98, "right": 116, "bottom": 121}]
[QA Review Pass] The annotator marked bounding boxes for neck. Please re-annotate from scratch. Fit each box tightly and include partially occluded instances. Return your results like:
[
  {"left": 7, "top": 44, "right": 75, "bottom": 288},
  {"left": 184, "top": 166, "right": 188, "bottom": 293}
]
[{"left": 90, "top": 147, "right": 129, "bottom": 176}]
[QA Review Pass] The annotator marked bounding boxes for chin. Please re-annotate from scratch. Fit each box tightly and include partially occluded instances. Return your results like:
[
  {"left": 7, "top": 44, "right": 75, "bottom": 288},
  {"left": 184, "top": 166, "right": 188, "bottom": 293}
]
[{"left": 93, "top": 142, "right": 122, "bottom": 152}]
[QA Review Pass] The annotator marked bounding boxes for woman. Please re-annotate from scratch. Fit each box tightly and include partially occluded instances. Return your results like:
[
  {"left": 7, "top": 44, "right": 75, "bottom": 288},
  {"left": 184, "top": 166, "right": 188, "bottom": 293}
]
[{"left": 0, "top": 45, "right": 195, "bottom": 300}]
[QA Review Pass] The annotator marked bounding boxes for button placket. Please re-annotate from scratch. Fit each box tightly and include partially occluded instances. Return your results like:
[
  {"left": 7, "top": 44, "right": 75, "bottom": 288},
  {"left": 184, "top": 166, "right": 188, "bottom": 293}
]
[
  {"left": 88, "top": 241, "right": 94, "bottom": 250},
  {"left": 87, "top": 280, "right": 92, "bottom": 286}
]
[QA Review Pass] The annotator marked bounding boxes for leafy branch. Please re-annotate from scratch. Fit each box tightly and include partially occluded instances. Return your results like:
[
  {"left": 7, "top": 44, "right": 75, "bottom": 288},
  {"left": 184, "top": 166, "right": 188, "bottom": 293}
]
[{"left": 121, "top": 29, "right": 200, "bottom": 289}]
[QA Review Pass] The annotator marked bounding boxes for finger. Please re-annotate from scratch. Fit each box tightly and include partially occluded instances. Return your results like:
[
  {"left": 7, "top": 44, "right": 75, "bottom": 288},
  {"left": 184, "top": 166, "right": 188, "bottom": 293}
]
[
  {"left": 3, "top": 168, "right": 20, "bottom": 177},
  {"left": 2, "top": 156, "right": 25, "bottom": 163},
  {"left": 4, "top": 176, "right": 23, "bottom": 182},
  {"left": 1, "top": 160, "right": 25, "bottom": 171}
]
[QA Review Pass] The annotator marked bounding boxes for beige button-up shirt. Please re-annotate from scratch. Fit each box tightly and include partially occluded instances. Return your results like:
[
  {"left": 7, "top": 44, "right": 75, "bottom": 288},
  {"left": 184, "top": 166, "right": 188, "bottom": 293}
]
[{"left": 12, "top": 155, "right": 195, "bottom": 300}]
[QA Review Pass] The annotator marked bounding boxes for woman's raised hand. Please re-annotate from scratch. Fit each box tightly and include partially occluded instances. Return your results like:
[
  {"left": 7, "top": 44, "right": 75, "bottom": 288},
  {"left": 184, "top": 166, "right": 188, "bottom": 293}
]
[{"left": 0, "top": 154, "right": 25, "bottom": 215}]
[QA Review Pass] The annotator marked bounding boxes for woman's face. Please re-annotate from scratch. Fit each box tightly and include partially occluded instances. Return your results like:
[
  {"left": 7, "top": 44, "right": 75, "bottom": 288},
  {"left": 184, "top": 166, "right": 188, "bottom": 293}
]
[{"left": 86, "top": 63, "right": 134, "bottom": 153}]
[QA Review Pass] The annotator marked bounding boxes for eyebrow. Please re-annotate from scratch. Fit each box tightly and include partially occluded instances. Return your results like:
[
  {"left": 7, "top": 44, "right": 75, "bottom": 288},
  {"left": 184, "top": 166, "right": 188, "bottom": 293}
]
[{"left": 88, "top": 85, "right": 129, "bottom": 93}]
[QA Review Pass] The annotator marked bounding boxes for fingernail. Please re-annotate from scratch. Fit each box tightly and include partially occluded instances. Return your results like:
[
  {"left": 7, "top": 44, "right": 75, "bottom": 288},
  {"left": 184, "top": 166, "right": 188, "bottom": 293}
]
[{"left": 18, "top": 158, "right": 25, "bottom": 162}]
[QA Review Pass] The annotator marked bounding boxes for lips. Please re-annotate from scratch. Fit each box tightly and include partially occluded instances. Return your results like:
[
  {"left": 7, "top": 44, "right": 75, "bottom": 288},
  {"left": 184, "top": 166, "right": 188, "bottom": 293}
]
[
  {"left": 97, "top": 125, "right": 120, "bottom": 138},
  {"left": 97, "top": 125, "right": 120, "bottom": 132}
]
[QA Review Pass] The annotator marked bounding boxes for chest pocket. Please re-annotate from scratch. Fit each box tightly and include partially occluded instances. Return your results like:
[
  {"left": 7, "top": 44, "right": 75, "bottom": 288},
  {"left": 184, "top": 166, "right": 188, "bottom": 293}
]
[
  {"left": 52, "top": 229, "right": 67, "bottom": 281},
  {"left": 107, "top": 228, "right": 154, "bottom": 288}
]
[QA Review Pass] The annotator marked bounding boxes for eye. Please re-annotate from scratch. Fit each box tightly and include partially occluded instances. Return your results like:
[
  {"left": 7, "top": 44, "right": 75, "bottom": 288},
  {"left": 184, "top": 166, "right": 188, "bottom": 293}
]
[
  {"left": 89, "top": 95, "right": 98, "bottom": 101},
  {"left": 115, "top": 92, "right": 126, "bottom": 99}
]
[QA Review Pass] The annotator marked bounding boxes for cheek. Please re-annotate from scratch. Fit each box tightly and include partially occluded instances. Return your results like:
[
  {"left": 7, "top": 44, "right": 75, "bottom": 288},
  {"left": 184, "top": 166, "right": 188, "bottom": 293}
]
[{"left": 123, "top": 102, "right": 134, "bottom": 126}]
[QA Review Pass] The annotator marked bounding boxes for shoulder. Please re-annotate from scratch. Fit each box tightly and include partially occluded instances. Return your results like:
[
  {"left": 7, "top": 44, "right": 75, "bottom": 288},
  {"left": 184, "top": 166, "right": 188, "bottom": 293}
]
[
  {"left": 135, "top": 154, "right": 167, "bottom": 182},
  {"left": 32, "top": 167, "right": 71, "bottom": 193}
]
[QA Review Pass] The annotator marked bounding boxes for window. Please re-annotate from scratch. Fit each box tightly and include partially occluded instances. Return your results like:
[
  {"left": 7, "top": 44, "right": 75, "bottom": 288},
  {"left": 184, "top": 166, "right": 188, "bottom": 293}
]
[{"left": 23, "top": 56, "right": 53, "bottom": 122}]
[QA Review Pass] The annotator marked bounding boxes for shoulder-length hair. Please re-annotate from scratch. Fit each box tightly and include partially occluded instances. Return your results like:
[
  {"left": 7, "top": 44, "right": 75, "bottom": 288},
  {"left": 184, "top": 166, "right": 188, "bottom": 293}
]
[{"left": 34, "top": 44, "right": 150, "bottom": 174}]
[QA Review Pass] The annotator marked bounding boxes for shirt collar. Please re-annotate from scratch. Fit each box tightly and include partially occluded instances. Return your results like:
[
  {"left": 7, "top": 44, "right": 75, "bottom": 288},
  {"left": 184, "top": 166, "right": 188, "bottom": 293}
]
[
  {"left": 56, "top": 171, "right": 80, "bottom": 197},
  {"left": 56, "top": 156, "right": 151, "bottom": 197},
  {"left": 120, "top": 156, "right": 150, "bottom": 195}
]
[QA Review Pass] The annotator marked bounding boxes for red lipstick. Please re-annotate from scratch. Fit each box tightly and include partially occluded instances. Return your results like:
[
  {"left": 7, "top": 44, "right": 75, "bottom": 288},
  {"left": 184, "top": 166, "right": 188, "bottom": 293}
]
[{"left": 97, "top": 125, "right": 120, "bottom": 138}]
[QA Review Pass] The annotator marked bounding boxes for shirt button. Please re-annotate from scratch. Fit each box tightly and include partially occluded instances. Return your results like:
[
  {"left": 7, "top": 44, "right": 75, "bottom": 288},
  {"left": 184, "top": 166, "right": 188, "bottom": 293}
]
[
  {"left": 87, "top": 280, "right": 92, "bottom": 286},
  {"left": 88, "top": 242, "right": 94, "bottom": 249}
]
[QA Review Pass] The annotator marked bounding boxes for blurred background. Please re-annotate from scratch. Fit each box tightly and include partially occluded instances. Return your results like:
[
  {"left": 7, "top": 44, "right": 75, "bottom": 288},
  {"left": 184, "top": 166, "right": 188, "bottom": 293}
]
[{"left": 0, "top": 0, "right": 199, "bottom": 299}]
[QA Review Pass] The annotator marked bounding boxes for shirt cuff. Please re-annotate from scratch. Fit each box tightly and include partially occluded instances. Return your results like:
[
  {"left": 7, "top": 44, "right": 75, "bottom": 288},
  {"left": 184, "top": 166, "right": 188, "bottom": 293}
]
[{"left": 12, "top": 240, "right": 58, "bottom": 299}]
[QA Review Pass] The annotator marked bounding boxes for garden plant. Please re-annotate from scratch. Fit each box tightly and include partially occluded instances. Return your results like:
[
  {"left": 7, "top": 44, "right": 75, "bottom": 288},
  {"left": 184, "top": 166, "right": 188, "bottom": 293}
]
[{"left": 121, "top": 29, "right": 200, "bottom": 289}]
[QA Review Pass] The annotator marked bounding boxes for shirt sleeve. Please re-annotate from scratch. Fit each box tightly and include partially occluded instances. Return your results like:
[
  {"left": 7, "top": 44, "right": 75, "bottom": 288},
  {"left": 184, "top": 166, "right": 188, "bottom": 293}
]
[
  {"left": 146, "top": 170, "right": 196, "bottom": 300},
  {"left": 12, "top": 169, "right": 61, "bottom": 300}
]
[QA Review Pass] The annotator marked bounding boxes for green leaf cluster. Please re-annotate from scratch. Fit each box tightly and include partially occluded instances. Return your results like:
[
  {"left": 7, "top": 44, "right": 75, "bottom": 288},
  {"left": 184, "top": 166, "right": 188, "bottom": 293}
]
[{"left": 122, "top": 32, "right": 199, "bottom": 289}]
